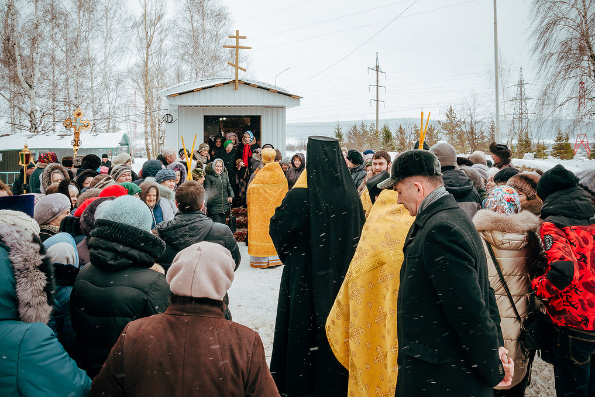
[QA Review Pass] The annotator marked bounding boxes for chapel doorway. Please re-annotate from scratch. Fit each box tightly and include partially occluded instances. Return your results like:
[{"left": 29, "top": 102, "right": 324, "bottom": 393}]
[{"left": 203, "top": 116, "right": 261, "bottom": 146}]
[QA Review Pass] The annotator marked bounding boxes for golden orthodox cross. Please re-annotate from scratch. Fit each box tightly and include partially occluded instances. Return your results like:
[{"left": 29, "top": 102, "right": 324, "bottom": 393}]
[
  {"left": 223, "top": 30, "right": 251, "bottom": 90},
  {"left": 63, "top": 108, "right": 91, "bottom": 157}
]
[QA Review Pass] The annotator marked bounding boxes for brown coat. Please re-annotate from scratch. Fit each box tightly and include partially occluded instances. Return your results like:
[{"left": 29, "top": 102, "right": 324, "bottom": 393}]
[{"left": 91, "top": 299, "right": 279, "bottom": 397}]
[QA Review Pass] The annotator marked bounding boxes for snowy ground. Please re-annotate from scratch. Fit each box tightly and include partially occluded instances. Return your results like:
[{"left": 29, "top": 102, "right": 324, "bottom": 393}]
[
  {"left": 227, "top": 243, "right": 283, "bottom": 363},
  {"left": 227, "top": 244, "right": 556, "bottom": 394}
]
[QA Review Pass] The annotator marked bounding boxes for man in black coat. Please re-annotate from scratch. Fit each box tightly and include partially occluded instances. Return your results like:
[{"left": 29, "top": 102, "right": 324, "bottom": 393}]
[
  {"left": 378, "top": 150, "right": 513, "bottom": 396},
  {"left": 156, "top": 180, "right": 240, "bottom": 320}
]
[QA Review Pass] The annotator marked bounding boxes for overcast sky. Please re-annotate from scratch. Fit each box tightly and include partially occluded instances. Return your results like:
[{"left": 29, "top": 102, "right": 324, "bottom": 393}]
[{"left": 221, "top": 0, "right": 534, "bottom": 123}]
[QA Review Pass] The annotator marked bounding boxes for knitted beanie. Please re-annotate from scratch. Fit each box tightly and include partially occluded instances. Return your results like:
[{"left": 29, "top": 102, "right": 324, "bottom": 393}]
[
  {"left": 471, "top": 164, "right": 489, "bottom": 182},
  {"left": 110, "top": 164, "right": 132, "bottom": 182},
  {"left": 95, "top": 195, "right": 153, "bottom": 232},
  {"left": 191, "top": 167, "right": 206, "bottom": 180},
  {"left": 507, "top": 172, "right": 540, "bottom": 201},
  {"left": 119, "top": 182, "right": 142, "bottom": 196},
  {"left": 576, "top": 169, "right": 595, "bottom": 199},
  {"left": 468, "top": 151, "right": 487, "bottom": 166},
  {"left": 155, "top": 169, "right": 176, "bottom": 184},
  {"left": 429, "top": 142, "right": 457, "bottom": 168},
  {"left": 76, "top": 188, "right": 101, "bottom": 208},
  {"left": 0, "top": 209, "right": 40, "bottom": 236},
  {"left": 34, "top": 193, "right": 71, "bottom": 225},
  {"left": 166, "top": 241, "right": 235, "bottom": 300},
  {"left": 198, "top": 143, "right": 210, "bottom": 153},
  {"left": 98, "top": 184, "right": 128, "bottom": 198},
  {"left": 112, "top": 152, "right": 131, "bottom": 167},
  {"left": 81, "top": 154, "right": 101, "bottom": 171},
  {"left": 493, "top": 167, "right": 519, "bottom": 184},
  {"left": 346, "top": 150, "right": 364, "bottom": 166},
  {"left": 223, "top": 140, "right": 233, "bottom": 149},
  {"left": 80, "top": 197, "right": 115, "bottom": 236},
  {"left": 484, "top": 186, "right": 521, "bottom": 214},
  {"left": 141, "top": 160, "right": 163, "bottom": 179},
  {"left": 89, "top": 174, "right": 110, "bottom": 188},
  {"left": 537, "top": 164, "right": 579, "bottom": 201}
]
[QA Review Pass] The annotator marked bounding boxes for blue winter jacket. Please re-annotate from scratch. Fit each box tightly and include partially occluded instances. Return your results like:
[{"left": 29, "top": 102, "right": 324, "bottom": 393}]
[{"left": 0, "top": 224, "right": 91, "bottom": 396}]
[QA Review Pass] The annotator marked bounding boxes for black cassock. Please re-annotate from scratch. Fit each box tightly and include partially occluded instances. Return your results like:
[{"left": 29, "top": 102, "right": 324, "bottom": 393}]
[{"left": 269, "top": 136, "right": 365, "bottom": 396}]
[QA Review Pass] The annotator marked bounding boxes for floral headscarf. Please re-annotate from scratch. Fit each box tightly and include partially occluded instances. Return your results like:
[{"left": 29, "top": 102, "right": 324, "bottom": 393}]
[{"left": 483, "top": 185, "right": 521, "bottom": 214}]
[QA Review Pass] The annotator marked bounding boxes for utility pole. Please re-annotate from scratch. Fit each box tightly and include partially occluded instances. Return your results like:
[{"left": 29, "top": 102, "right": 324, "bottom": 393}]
[
  {"left": 493, "top": 0, "right": 501, "bottom": 143},
  {"left": 369, "top": 52, "right": 386, "bottom": 133}
]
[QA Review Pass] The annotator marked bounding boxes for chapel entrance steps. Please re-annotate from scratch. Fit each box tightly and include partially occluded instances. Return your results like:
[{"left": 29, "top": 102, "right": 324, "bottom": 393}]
[{"left": 230, "top": 206, "right": 248, "bottom": 243}]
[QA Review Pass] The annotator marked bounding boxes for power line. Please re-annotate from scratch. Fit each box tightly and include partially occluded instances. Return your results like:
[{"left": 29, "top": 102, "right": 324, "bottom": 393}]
[{"left": 237, "top": 0, "right": 317, "bottom": 22}]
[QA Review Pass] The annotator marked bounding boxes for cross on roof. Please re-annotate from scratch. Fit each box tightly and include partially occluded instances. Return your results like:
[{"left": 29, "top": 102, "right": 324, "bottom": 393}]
[{"left": 223, "top": 30, "right": 251, "bottom": 90}]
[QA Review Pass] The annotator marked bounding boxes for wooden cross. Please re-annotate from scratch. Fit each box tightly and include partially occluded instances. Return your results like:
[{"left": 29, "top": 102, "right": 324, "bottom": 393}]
[
  {"left": 63, "top": 108, "right": 91, "bottom": 157},
  {"left": 223, "top": 30, "right": 251, "bottom": 90}
]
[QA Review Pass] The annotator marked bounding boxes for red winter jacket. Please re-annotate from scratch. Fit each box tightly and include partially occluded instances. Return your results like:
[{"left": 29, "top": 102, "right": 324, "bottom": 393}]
[{"left": 532, "top": 186, "right": 595, "bottom": 330}]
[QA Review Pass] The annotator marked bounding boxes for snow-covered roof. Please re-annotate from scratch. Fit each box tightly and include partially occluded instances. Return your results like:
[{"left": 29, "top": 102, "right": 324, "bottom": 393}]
[
  {"left": 158, "top": 77, "right": 301, "bottom": 99},
  {"left": 0, "top": 132, "right": 128, "bottom": 151}
]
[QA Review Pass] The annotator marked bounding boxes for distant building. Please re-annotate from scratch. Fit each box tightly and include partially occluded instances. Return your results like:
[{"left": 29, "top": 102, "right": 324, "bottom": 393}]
[
  {"left": 159, "top": 78, "right": 301, "bottom": 156},
  {"left": 0, "top": 131, "right": 129, "bottom": 177}
]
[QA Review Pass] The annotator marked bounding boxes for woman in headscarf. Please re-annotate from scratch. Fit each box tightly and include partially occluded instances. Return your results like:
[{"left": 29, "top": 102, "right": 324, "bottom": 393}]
[{"left": 269, "top": 136, "right": 365, "bottom": 396}]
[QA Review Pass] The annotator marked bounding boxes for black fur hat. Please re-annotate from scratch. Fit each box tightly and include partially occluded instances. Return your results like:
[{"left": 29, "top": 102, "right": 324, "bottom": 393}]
[
  {"left": 378, "top": 150, "right": 442, "bottom": 189},
  {"left": 81, "top": 154, "right": 101, "bottom": 171}
]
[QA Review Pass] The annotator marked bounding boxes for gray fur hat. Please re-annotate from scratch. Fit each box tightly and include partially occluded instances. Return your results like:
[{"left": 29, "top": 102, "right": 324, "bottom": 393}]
[{"left": 34, "top": 194, "right": 71, "bottom": 226}]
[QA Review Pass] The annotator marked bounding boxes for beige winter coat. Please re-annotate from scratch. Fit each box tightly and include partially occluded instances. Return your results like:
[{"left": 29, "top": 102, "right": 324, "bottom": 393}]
[{"left": 473, "top": 209, "right": 541, "bottom": 389}]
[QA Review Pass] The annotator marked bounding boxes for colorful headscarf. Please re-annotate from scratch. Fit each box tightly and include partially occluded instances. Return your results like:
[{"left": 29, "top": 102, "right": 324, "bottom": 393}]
[
  {"left": 223, "top": 140, "right": 234, "bottom": 149},
  {"left": 119, "top": 182, "right": 141, "bottom": 196},
  {"left": 484, "top": 185, "right": 521, "bottom": 214},
  {"left": 37, "top": 152, "right": 57, "bottom": 164}
]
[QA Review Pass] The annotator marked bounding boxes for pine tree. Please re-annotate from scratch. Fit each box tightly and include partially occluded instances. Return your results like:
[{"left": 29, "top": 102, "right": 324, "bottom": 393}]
[
  {"left": 534, "top": 140, "right": 548, "bottom": 159},
  {"left": 333, "top": 122, "right": 344, "bottom": 146},
  {"left": 551, "top": 130, "right": 574, "bottom": 159},
  {"left": 438, "top": 106, "right": 465, "bottom": 153},
  {"left": 423, "top": 125, "right": 441, "bottom": 148},
  {"left": 516, "top": 130, "right": 533, "bottom": 158},
  {"left": 488, "top": 120, "right": 496, "bottom": 145},
  {"left": 395, "top": 124, "right": 408, "bottom": 151},
  {"left": 380, "top": 123, "right": 393, "bottom": 150}
]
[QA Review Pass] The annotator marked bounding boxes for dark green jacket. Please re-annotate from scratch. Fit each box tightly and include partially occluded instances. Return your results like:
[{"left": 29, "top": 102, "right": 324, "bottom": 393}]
[
  {"left": 204, "top": 162, "right": 234, "bottom": 215},
  {"left": 29, "top": 166, "right": 44, "bottom": 193}
]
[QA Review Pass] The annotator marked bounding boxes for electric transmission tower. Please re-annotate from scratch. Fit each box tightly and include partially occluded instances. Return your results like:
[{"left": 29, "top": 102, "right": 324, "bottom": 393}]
[
  {"left": 509, "top": 67, "right": 533, "bottom": 153},
  {"left": 369, "top": 52, "right": 386, "bottom": 133}
]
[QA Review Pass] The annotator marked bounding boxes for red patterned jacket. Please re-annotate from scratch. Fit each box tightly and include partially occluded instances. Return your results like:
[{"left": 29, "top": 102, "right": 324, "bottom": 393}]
[{"left": 532, "top": 186, "right": 595, "bottom": 330}]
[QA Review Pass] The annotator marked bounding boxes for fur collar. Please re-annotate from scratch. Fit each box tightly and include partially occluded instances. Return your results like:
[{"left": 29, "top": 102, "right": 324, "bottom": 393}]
[
  {"left": 473, "top": 209, "right": 540, "bottom": 234},
  {"left": 0, "top": 224, "right": 53, "bottom": 323}
]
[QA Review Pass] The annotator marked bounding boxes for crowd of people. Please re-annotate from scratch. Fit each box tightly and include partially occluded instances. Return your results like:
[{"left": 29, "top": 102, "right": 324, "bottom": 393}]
[{"left": 0, "top": 134, "right": 594, "bottom": 396}]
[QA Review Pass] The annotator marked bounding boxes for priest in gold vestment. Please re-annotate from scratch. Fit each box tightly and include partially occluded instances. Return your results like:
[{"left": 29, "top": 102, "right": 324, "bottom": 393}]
[
  {"left": 247, "top": 147, "right": 288, "bottom": 268},
  {"left": 326, "top": 184, "right": 414, "bottom": 397}
]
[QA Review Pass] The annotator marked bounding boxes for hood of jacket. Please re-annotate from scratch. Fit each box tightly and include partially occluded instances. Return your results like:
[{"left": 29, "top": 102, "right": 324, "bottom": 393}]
[
  {"left": 167, "top": 161, "right": 187, "bottom": 187},
  {"left": 41, "top": 163, "right": 70, "bottom": 192},
  {"left": 442, "top": 168, "right": 474, "bottom": 199},
  {"left": 156, "top": 211, "right": 215, "bottom": 251},
  {"left": 0, "top": 224, "right": 53, "bottom": 323},
  {"left": 291, "top": 153, "right": 305, "bottom": 171},
  {"left": 89, "top": 219, "right": 165, "bottom": 272},
  {"left": 541, "top": 186, "right": 594, "bottom": 222},
  {"left": 144, "top": 177, "right": 175, "bottom": 201},
  {"left": 473, "top": 209, "right": 540, "bottom": 250}
]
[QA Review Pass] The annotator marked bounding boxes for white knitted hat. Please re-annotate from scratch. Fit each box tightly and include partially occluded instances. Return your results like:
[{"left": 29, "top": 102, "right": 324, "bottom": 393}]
[{"left": 0, "top": 210, "right": 41, "bottom": 236}]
